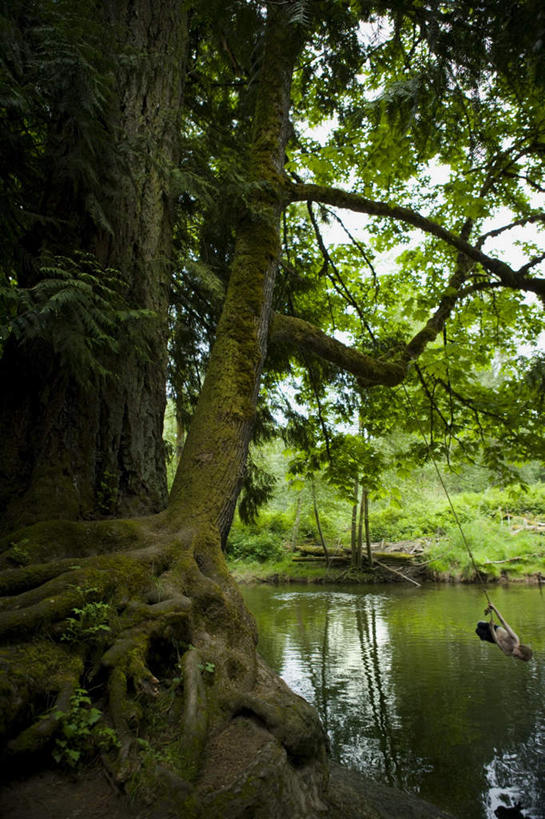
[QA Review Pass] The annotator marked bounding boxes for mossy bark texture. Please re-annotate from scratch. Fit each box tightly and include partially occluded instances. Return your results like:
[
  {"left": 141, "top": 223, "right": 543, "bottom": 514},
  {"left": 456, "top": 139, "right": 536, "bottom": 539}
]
[{"left": 0, "top": 0, "right": 186, "bottom": 534}]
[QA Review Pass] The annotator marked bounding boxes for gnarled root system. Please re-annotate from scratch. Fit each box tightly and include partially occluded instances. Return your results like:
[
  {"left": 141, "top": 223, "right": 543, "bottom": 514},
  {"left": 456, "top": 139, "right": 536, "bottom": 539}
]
[{"left": 0, "top": 516, "right": 329, "bottom": 817}]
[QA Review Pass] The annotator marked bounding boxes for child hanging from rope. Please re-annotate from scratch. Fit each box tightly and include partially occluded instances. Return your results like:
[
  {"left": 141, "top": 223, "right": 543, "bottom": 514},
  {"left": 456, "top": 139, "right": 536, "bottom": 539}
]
[{"left": 476, "top": 603, "right": 533, "bottom": 661}]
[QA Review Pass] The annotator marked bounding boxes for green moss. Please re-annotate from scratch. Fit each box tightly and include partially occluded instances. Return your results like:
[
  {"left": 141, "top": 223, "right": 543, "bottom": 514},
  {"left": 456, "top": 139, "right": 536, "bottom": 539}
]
[
  {"left": 0, "top": 517, "right": 150, "bottom": 569},
  {"left": 0, "top": 559, "right": 78, "bottom": 597},
  {"left": 0, "top": 550, "right": 152, "bottom": 643},
  {"left": 0, "top": 641, "right": 83, "bottom": 736}
]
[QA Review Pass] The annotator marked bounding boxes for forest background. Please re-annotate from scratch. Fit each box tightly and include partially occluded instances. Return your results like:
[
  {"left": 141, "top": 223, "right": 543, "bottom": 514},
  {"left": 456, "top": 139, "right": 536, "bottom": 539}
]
[{"left": 164, "top": 411, "right": 545, "bottom": 582}]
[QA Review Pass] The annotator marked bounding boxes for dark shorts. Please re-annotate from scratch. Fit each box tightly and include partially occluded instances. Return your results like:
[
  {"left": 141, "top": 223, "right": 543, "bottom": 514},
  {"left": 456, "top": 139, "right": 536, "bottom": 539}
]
[{"left": 476, "top": 621, "right": 497, "bottom": 644}]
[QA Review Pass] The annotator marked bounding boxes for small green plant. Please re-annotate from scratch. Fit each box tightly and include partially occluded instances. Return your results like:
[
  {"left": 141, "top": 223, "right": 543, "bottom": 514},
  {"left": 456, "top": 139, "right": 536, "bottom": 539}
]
[
  {"left": 8, "top": 539, "right": 31, "bottom": 566},
  {"left": 52, "top": 688, "right": 119, "bottom": 767},
  {"left": 61, "top": 588, "right": 111, "bottom": 643},
  {"left": 184, "top": 643, "right": 215, "bottom": 675}
]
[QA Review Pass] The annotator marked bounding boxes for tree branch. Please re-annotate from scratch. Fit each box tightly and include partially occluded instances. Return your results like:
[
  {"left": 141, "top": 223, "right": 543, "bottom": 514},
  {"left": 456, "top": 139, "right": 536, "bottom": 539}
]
[
  {"left": 478, "top": 213, "right": 545, "bottom": 244},
  {"left": 269, "top": 313, "right": 405, "bottom": 386},
  {"left": 286, "top": 181, "right": 545, "bottom": 298},
  {"left": 403, "top": 265, "right": 469, "bottom": 363},
  {"left": 519, "top": 251, "right": 545, "bottom": 276},
  {"left": 305, "top": 202, "right": 377, "bottom": 340},
  {"left": 320, "top": 204, "right": 380, "bottom": 293}
]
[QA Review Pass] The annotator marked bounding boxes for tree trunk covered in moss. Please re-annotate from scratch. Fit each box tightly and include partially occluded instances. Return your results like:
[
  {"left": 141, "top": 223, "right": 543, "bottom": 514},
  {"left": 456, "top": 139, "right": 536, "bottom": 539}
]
[
  {"left": 0, "top": 0, "right": 186, "bottom": 533},
  {"left": 167, "top": 5, "right": 302, "bottom": 547}
]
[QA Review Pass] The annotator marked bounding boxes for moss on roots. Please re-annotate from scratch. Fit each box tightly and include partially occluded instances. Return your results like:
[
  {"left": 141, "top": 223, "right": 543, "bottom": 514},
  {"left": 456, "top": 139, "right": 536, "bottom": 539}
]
[{"left": 0, "top": 513, "right": 332, "bottom": 817}]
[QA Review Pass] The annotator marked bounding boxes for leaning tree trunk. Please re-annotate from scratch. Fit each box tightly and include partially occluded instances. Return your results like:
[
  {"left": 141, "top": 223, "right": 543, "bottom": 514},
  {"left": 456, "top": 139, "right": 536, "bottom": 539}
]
[{"left": 0, "top": 0, "right": 186, "bottom": 534}]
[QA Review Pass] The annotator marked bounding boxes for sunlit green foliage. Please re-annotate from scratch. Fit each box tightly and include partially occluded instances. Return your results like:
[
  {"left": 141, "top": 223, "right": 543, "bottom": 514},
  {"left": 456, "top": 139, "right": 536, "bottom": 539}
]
[
  {"left": 228, "top": 433, "right": 545, "bottom": 576},
  {"left": 427, "top": 518, "right": 545, "bottom": 579}
]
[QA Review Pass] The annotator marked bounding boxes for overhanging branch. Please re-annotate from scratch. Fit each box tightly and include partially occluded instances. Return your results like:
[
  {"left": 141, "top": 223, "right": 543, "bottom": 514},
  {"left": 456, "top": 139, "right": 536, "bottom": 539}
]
[
  {"left": 403, "top": 261, "right": 471, "bottom": 363},
  {"left": 269, "top": 313, "right": 405, "bottom": 386},
  {"left": 287, "top": 181, "right": 545, "bottom": 298}
]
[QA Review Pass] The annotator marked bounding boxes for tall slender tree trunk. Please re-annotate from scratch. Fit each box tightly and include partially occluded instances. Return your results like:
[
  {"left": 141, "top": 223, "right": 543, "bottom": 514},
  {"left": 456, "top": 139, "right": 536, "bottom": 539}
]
[
  {"left": 351, "top": 477, "right": 359, "bottom": 567},
  {"left": 360, "top": 486, "right": 373, "bottom": 567},
  {"left": 312, "top": 479, "right": 330, "bottom": 569},
  {"left": 0, "top": 0, "right": 187, "bottom": 534},
  {"left": 290, "top": 490, "right": 303, "bottom": 551}
]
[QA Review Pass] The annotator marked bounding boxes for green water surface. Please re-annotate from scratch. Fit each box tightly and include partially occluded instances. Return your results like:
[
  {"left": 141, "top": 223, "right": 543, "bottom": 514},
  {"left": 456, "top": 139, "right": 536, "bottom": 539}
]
[{"left": 241, "top": 583, "right": 545, "bottom": 819}]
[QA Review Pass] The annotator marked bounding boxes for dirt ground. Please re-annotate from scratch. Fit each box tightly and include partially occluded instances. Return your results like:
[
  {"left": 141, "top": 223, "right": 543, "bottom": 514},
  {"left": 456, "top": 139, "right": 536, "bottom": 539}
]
[
  {"left": 0, "top": 767, "right": 148, "bottom": 819},
  {"left": 0, "top": 762, "right": 454, "bottom": 819}
]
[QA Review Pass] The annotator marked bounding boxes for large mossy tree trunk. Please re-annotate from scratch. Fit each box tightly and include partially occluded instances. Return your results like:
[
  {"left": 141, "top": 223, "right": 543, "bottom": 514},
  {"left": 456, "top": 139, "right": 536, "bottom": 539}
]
[
  {"left": 0, "top": 6, "right": 332, "bottom": 817},
  {"left": 0, "top": 0, "right": 186, "bottom": 534}
]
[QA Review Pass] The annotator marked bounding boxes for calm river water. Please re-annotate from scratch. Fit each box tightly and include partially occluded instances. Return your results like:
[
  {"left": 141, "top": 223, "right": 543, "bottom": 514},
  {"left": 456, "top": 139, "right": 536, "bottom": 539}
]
[{"left": 241, "top": 583, "right": 545, "bottom": 819}]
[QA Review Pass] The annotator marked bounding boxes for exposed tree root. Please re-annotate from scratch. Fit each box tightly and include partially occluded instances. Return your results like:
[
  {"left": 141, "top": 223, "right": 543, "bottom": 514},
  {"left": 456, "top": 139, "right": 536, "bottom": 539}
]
[
  {"left": 0, "top": 515, "right": 332, "bottom": 817},
  {"left": 1, "top": 640, "right": 83, "bottom": 758},
  {"left": 7, "top": 677, "right": 79, "bottom": 757}
]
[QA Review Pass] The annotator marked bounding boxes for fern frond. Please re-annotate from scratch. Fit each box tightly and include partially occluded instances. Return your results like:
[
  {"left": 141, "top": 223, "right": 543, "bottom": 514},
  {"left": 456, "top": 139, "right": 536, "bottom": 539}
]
[
  {"left": 288, "top": 0, "right": 310, "bottom": 28},
  {"left": 0, "top": 253, "right": 154, "bottom": 383}
]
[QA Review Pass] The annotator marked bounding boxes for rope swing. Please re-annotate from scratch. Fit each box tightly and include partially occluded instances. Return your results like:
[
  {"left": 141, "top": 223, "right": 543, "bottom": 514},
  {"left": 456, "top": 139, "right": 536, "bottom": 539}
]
[
  {"left": 401, "top": 382, "right": 492, "bottom": 605},
  {"left": 401, "top": 378, "right": 533, "bottom": 660}
]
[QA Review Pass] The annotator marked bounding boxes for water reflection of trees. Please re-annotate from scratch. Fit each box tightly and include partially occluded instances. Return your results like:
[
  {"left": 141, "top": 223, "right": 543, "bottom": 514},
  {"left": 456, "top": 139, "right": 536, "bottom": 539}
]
[{"left": 259, "top": 591, "right": 431, "bottom": 790}]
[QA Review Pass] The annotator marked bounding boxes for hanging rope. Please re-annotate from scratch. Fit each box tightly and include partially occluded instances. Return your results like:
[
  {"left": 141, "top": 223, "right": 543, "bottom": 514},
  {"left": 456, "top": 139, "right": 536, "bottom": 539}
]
[{"left": 401, "top": 382, "right": 492, "bottom": 605}]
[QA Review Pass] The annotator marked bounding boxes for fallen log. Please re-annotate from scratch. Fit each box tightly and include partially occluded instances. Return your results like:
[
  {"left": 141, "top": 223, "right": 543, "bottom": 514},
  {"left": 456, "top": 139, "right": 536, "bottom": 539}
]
[
  {"left": 373, "top": 558, "right": 421, "bottom": 587},
  {"left": 294, "top": 550, "right": 415, "bottom": 565}
]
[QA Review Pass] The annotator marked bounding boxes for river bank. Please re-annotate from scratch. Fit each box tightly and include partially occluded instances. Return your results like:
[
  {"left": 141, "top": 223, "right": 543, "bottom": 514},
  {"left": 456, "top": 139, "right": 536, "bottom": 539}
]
[{"left": 228, "top": 540, "right": 545, "bottom": 587}]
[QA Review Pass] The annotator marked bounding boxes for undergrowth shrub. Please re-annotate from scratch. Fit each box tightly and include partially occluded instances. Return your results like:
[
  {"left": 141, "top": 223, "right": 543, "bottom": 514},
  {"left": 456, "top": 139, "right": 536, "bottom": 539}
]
[
  {"left": 227, "top": 511, "right": 291, "bottom": 562},
  {"left": 227, "top": 478, "right": 545, "bottom": 570},
  {"left": 371, "top": 483, "right": 545, "bottom": 543},
  {"left": 51, "top": 688, "right": 118, "bottom": 768},
  {"left": 297, "top": 512, "right": 349, "bottom": 548}
]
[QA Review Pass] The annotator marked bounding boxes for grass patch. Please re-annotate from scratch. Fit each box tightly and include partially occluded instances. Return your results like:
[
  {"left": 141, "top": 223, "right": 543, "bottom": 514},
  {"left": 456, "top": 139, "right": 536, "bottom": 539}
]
[
  {"left": 426, "top": 517, "right": 545, "bottom": 580},
  {"left": 228, "top": 553, "right": 375, "bottom": 584}
]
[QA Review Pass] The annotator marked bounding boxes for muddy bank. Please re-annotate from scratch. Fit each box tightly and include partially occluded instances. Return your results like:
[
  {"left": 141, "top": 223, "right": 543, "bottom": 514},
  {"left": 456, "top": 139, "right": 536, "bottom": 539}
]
[{"left": 0, "top": 761, "right": 454, "bottom": 819}]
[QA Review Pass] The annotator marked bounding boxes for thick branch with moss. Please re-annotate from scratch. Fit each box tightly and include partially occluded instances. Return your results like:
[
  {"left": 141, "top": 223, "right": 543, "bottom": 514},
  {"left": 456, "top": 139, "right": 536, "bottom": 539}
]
[{"left": 269, "top": 313, "right": 405, "bottom": 386}]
